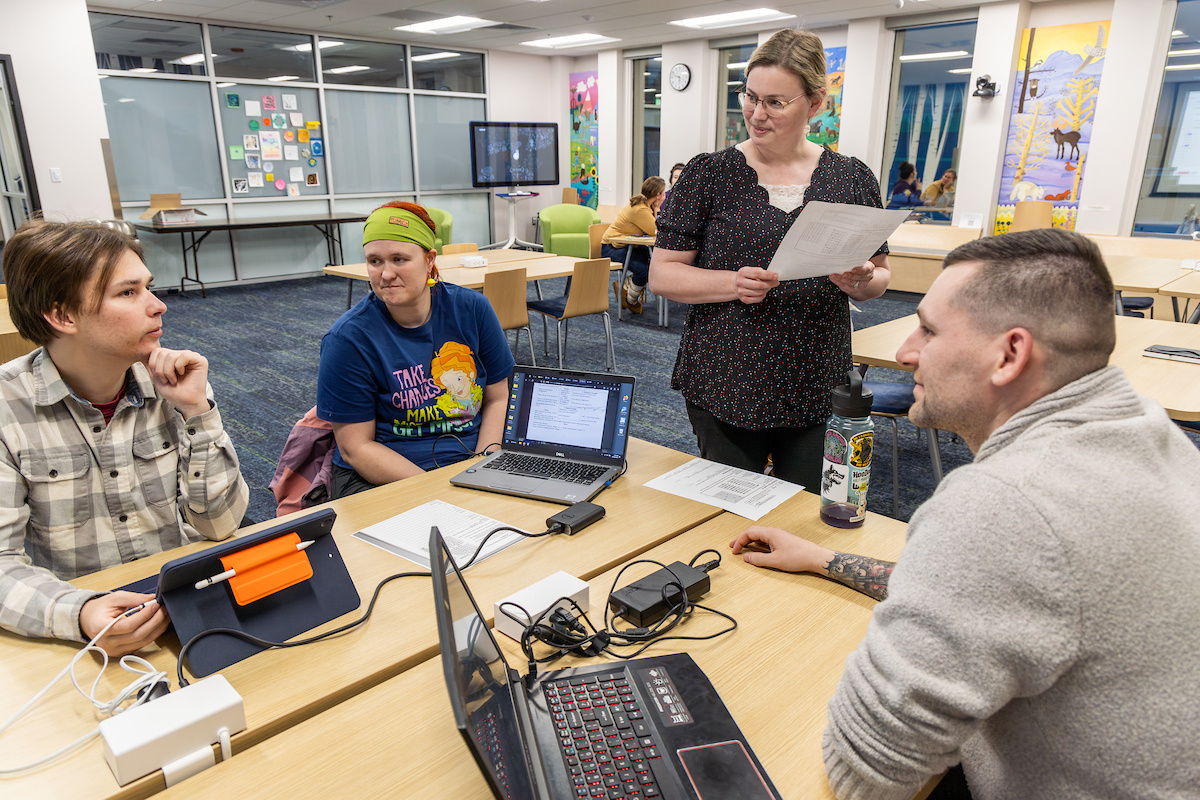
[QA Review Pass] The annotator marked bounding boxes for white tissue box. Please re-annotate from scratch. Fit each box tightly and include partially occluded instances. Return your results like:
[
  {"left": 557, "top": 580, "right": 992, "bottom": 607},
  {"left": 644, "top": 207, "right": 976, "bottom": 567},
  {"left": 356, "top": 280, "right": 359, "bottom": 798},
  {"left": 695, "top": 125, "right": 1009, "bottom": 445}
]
[{"left": 458, "top": 255, "right": 488, "bottom": 268}]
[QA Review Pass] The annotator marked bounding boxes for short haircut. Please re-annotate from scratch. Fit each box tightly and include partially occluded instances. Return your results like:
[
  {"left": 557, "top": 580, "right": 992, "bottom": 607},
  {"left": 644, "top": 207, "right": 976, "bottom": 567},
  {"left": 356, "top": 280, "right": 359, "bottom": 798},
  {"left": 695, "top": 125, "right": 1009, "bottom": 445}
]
[
  {"left": 746, "top": 29, "right": 826, "bottom": 100},
  {"left": 943, "top": 228, "right": 1115, "bottom": 389},
  {"left": 3, "top": 220, "right": 144, "bottom": 346}
]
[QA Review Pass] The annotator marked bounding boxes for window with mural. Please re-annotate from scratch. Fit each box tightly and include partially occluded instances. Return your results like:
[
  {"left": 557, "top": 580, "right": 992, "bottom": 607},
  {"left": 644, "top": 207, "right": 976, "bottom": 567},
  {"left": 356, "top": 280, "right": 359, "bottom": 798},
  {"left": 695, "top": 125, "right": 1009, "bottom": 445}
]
[
  {"left": 1134, "top": 0, "right": 1200, "bottom": 236},
  {"left": 632, "top": 57, "right": 661, "bottom": 184},
  {"left": 881, "top": 21, "right": 976, "bottom": 224}
]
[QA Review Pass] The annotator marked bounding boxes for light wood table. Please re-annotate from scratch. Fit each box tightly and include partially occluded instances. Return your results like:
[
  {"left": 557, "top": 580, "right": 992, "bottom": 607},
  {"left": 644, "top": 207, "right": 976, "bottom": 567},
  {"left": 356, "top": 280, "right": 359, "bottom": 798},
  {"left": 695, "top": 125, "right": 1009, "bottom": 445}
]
[
  {"left": 0, "top": 300, "right": 37, "bottom": 363},
  {"left": 324, "top": 256, "right": 607, "bottom": 293},
  {"left": 884, "top": 222, "right": 981, "bottom": 294},
  {"left": 852, "top": 314, "right": 1200, "bottom": 421},
  {"left": 156, "top": 491, "right": 931, "bottom": 800},
  {"left": 0, "top": 439, "right": 720, "bottom": 800},
  {"left": 1160, "top": 269, "right": 1200, "bottom": 323},
  {"left": 1104, "top": 255, "right": 1197, "bottom": 320}
]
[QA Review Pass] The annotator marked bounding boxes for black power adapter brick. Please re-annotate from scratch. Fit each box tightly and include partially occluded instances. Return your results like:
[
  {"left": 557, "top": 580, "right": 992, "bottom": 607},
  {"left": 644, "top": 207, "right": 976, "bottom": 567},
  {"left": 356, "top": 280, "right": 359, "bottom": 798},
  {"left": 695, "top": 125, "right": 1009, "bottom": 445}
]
[
  {"left": 608, "top": 561, "right": 710, "bottom": 627},
  {"left": 546, "top": 501, "right": 605, "bottom": 535}
]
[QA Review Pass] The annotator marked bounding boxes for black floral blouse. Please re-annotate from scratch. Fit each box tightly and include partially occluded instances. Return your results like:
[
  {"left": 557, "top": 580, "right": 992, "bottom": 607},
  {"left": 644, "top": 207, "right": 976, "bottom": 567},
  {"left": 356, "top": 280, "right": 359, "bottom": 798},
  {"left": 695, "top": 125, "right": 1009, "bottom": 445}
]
[{"left": 656, "top": 145, "right": 888, "bottom": 430}]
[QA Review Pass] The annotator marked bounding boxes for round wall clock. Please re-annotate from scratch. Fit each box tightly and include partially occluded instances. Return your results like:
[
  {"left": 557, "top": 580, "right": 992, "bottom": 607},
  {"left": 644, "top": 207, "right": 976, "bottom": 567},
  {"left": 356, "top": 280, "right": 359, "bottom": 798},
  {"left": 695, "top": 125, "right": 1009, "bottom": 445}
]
[{"left": 668, "top": 63, "right": 691, "bottom": 91}]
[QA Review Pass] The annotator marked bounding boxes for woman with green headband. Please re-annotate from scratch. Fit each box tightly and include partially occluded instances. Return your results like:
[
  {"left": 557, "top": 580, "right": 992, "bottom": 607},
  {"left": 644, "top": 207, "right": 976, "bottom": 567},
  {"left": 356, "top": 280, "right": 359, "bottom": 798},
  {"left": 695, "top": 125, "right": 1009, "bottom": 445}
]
[{"left": 316, "top": 201, "right": 514, "bottom": 498}]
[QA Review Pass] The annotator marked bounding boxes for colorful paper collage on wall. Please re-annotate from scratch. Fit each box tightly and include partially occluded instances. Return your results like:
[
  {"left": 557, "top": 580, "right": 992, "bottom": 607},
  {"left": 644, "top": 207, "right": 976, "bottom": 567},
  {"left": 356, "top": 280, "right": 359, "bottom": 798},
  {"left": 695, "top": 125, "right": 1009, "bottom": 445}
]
[
  {"left": 810, "top": 46, "right": 845, "bottom": 152},
  {"left": 569, "top": 71, "right": 599, "bottom": 209},
  {"left": 994, "top": 20, "right": 1110, "bottom": 234}
]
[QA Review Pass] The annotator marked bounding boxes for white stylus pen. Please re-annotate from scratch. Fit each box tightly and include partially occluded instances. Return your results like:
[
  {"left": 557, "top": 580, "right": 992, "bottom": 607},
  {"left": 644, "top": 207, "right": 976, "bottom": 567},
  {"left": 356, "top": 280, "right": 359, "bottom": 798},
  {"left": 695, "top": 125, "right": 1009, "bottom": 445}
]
[{"left": 194, "top": 540, "right": 314, "bottom": 590}]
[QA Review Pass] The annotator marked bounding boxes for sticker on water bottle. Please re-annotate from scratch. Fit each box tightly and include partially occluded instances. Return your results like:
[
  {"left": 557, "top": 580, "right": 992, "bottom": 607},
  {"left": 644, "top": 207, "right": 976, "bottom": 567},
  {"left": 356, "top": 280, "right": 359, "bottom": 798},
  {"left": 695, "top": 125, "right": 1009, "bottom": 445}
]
[
  {"left": 847, "top": 431, "right": 874, "bottom": 521},
  {"left": 821, "top": 430, "right": 849, "bottom": 502}
]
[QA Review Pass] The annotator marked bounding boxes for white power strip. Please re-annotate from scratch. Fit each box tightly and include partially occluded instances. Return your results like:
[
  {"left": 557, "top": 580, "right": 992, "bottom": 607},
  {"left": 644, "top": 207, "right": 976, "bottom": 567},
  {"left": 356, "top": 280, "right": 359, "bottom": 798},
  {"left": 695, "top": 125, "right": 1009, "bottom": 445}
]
[
  {"left": 100, "top": 675, "right": 246, "bottom": 787},
  {"left": 495, "top": 571, "right": 589, "bottom": 642}
]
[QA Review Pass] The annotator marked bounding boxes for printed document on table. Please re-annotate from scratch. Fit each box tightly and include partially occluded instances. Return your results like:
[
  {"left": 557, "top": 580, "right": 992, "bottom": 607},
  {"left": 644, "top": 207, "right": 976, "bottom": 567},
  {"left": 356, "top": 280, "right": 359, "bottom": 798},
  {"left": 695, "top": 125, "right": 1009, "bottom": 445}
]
[
  {"left": 353, "top": 499, "right": 527, "bottom": 570},
  {"left": 767, "top": 201, "right": 913, "bottom": 280},
  {"left": 644, "top": 458, "right": 803, "bottom": 521}
]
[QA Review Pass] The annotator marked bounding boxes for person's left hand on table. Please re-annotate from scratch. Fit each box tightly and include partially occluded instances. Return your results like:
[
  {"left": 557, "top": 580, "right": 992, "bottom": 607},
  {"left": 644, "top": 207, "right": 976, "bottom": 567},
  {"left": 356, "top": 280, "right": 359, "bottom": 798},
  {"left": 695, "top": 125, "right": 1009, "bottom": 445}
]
[{"left": 829, "top": 261, "right": 875, "bottom": 296}]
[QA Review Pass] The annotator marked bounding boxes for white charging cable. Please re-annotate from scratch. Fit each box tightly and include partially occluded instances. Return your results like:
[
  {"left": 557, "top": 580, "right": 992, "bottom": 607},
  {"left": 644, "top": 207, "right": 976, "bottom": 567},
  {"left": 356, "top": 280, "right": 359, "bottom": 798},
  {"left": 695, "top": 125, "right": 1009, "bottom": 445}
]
[{"left": 0, "top": 603, "right": 169, "bottom": 773}]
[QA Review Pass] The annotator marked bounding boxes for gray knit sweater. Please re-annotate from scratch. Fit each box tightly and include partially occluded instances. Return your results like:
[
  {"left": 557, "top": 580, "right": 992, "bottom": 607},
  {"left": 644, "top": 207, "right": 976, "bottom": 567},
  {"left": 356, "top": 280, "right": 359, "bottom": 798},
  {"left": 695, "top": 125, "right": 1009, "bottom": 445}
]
[{"left": 822, "top": 366, "right": 1200, "bottom": 799}]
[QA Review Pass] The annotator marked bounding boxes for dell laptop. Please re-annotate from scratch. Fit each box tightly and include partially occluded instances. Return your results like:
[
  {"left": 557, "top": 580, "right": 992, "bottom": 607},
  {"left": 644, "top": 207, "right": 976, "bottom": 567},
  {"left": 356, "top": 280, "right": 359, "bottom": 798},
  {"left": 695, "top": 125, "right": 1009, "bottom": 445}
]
[
  {"left": 430, "top": 526, "right": 779, "bottom": 800},
  {"left": 450, "top": 366, "right": 635, "bottom": 505}
]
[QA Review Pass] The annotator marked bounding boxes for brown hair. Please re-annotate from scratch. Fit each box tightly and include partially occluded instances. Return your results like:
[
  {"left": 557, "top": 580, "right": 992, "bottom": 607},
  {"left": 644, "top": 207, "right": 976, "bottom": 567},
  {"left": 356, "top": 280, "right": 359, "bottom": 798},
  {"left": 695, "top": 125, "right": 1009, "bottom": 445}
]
[
  {"left": 371, "top": 200, "right": 440, "bottom": 280},
  {"left": 3, "top": 219, "right": 144, "bottom": 346},
  {"left": 943, "top": 228, "right": 1115, "bottom": 389},
  {"left": 746, "top": 29, "right": 826, "bottom": 99},
  {"left": 629, "top": 176, "right": 666, "bottom": 208}
]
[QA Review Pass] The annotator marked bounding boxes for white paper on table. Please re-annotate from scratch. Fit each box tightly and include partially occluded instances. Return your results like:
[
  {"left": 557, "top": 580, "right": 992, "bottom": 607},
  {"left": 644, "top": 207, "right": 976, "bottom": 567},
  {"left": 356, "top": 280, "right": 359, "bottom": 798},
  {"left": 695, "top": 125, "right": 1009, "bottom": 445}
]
[
  {"left": 353, "top": 499, "right": 528, "bottom": 570},
  {"left": 643, "top": 458, "right": 802, "bottom": 521},
  {"left": 767, "top": 201, "right": 914, "bottom": 280}
]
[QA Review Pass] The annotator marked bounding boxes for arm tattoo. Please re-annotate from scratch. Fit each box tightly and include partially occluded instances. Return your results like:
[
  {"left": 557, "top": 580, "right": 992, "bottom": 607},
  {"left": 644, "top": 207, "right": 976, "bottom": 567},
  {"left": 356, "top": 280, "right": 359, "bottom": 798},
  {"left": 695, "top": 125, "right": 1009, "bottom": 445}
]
[{"left": 822, "top": 552, "right": 895, "bottom": 601}]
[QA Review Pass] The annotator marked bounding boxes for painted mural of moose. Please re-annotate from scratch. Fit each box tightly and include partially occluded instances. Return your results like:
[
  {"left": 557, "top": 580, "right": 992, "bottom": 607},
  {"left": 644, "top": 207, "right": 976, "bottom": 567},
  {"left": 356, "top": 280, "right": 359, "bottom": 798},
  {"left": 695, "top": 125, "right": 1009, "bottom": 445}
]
[{"left": 1051, "top": 128, "right": 1081, "bottom": 161}]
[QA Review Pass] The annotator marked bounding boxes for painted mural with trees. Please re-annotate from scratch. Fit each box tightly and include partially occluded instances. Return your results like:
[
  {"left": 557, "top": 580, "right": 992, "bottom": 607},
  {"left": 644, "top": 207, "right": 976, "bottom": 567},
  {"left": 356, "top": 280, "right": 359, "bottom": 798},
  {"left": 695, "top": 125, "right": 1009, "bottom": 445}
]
[{"left": 995, "top": 20, "right": 1110, "bottom": 234}]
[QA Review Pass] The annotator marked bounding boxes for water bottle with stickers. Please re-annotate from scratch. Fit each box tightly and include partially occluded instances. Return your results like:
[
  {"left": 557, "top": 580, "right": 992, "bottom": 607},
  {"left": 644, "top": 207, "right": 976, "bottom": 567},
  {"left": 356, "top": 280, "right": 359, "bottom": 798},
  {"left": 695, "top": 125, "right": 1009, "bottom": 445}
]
[{"left": 820, "top": 370, "right": 874, "bottom": 528}]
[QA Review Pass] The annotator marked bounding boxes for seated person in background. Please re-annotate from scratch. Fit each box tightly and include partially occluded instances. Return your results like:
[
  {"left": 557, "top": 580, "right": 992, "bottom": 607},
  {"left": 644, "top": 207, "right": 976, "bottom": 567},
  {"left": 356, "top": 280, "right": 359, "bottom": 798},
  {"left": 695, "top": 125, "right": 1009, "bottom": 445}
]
[
  {"left": 921, "top": 168, "right": 956, "bottom": 207},
  {"left": 886, "top": 160, "right": 922, "bottom": 209},
  {"left": 659, "top": 162, "right": 688, "bottom": 216},
  {"left": 317, "top": 202, "right": 513, "bottom": 500},
  {"left": 601, "top": 176, "right": 665, "bottom": 314},
  {"left": 731, "top": 228, "right": 1200, "bottom": 799},
  {"left": 0, "top": 221, "right": 249, "bottom": 656}
]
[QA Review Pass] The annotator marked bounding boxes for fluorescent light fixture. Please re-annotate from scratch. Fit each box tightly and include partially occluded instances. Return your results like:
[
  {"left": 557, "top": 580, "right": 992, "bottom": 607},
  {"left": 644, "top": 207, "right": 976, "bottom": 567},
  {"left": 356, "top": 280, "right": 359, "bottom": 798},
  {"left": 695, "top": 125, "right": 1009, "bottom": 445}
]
[
  {"left": 947, "top": 68, "right": 973, "bottom": 74},
  {"left": 129, "top": 67, "right": 158, "bottom": 73},
  {"left": 652, "top": 57, "right": 661, "bottom": 61},
  {"left": 643, "top": 88, "right": 656, "bottom": 92},
  {"left": 521, "top": 33, "right": 621, "bottom": 49},
  {"left": 670, "top": 8, "right": 795, "bottom": 30},
  {"left": 170, "top": 53, "right": 205, "bottom": 65},
  {"left": 396, "top": 16, "right": 496, "bottom": 34},
  {"left": 328, "top": 64, "right": 370, "bottom": 73},
  {"left": 411, "top": 51, "right": 461, "bottom": 62},
  {"left": 98, "top": 75, "right": 107, "bottom": 79},
  {"left": 643, "top": 71, "right": 651, "bottom": 76},
  {"left": 216, "top": 82, "right": 236, "bottom": 88},
  {"left": 1166, "top": 63, "right": 1200, "bottom": 70},
  {"left": 727, "top": 61, "right": 748, "bottom": 70},
  {"left": 899, "top": 50, "right": 971, "bottom": 62},
  {"left": 1169, "top": 48, "right": 1200, "bottom": 56},
  {"left": 267, "top": 75, "right": 300, "bottom": 82},
  {"left": 727, "top": 80, "right": 742, "bottom": 85},
  {"left": 290, "top": 40, "right": 343, "bottom": 52},
  {"left": 118, "top": 98, "right": 135, "bottom": 103},
  {"left": 1174, "top": 30, "right": 1185, "bottom": 37}
]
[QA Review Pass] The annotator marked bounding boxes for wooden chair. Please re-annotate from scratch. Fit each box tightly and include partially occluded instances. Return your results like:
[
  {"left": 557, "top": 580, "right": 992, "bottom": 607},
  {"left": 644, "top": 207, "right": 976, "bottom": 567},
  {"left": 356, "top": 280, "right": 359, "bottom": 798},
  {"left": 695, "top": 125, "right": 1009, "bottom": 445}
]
[
  {"left": 588, "top": 223, "right": 609, "bottom": 259},
  {"left": 482, "top": 267, "right": 536, "bottom": 366},
  {"left": 1009, "top": 201, "right": 1053, "bottom": 232},
  {"left": 597, "top": 204, "right": 620, "bottom": 224},
  {"left": 526, "top": 258, "right": 616, "bottom": 371},
  {"left": 442, "top": 243, "right": 478, "bottom": 255},
  {"left": 0, "top": 284, "right": 7, "bottom": 300},
  {"left": 562, "top": 187, "right": 581, "bottom": 205}
]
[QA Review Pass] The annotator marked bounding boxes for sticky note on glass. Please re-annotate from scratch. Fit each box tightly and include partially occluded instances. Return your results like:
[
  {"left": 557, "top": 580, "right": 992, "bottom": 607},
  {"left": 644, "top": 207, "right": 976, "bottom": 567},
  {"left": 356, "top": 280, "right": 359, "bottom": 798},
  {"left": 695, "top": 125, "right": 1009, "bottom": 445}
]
[
  {"left": 245, "top": 100, "right": 261, "bottom": 117},
  {"left": 298, "top": 129, "right": 309, "bottom": 143},
  {"left": 289, "top": 166, "right": 303, "bottom": 182},
  {"left": 306, "top": 120, "right": 320, "bottom": 130},
  {"left": 290, "top": 112, "right": 304, "bottom": 127},
  {"left": 229, "top": 145, "right": 244, "bottom": 160},
  {"left": 284, "top": 145, "right": 299, "bottom": 161}
]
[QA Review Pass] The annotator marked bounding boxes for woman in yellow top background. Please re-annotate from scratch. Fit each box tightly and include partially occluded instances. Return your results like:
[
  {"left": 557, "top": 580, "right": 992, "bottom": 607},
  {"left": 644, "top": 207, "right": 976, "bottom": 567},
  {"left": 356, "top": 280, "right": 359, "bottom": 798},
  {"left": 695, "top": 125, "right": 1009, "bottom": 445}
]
[{"left": 602, "top": 176, "right": 665, "bottom": 314}]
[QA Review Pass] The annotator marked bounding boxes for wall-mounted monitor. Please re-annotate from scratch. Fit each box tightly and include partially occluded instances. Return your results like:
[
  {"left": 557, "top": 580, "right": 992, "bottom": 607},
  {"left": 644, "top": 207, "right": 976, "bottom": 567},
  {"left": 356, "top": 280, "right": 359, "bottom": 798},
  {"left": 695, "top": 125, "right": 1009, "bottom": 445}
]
[{"left": 468, "top": 121, "right": 559, "bottom": 189}]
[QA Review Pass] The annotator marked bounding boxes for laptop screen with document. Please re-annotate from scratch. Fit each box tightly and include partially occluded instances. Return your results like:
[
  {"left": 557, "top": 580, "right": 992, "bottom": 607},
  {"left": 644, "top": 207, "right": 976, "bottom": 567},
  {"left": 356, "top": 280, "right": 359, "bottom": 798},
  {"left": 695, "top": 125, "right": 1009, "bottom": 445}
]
[{"left": 503, "top": 367, "right": 634, "bottom": 465}]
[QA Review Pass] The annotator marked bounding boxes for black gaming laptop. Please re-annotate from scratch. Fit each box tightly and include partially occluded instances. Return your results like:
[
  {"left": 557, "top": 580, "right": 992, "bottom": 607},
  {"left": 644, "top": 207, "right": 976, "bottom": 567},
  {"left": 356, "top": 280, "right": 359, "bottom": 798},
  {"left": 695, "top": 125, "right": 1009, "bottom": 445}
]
[{"left": 429, "top": 526, "right": 779, "bottom": 800}]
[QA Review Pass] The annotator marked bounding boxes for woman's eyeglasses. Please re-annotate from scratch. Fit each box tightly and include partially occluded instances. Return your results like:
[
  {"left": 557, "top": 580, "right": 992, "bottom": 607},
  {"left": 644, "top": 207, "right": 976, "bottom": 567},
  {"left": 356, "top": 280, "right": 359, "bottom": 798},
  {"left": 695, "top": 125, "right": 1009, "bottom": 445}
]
[{"left": 737, "top": 90, "right": 807, "bottom": 117}]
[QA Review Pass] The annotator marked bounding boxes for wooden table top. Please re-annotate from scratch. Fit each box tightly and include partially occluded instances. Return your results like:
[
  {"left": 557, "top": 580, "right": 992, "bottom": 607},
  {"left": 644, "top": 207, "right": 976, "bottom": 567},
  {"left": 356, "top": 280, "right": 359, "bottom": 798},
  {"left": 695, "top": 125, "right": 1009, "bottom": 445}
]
[
  {"left": 156, "top": 491, "right": 913, "bottom": 800},
  {"left": 0, "top": 439, "right": 719, "bottom": 800},
  {"left": 1105, "top": 255, "right": 1194, "bottom": 294},
  {"left": 852, "top": 314, "right": 1200, "bottom": 421},
  {"left": 885, "top": 222, "right": 981, "bottom": 256},
  {"left": 1160, "top": 268, "right": 1200, "bottom": 301},
  {"left": 323, "top": 255, "right": 614, "bottom": 291},
  {"left": 608, "top": 234, "right": 655, "bottom": 246},
  {"left": 0, "top": 301, "right": 37, "bottom": 364}
]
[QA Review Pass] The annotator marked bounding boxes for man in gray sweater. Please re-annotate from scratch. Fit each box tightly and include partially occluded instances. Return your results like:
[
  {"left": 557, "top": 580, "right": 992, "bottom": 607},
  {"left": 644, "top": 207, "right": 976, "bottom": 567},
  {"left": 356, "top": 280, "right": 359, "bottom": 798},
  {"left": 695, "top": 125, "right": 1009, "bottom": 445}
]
[{"left": 731, "top": 228, "right": 1200, "bottom": 799}]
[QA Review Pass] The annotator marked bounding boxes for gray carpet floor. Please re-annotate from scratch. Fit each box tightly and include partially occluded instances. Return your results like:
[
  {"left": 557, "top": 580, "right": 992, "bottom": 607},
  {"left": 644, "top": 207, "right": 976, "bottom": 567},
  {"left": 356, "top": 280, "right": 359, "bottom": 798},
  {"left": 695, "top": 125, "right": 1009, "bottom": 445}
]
[{"left": 156, "top": 276, "right": 1198, "bottom": 526}]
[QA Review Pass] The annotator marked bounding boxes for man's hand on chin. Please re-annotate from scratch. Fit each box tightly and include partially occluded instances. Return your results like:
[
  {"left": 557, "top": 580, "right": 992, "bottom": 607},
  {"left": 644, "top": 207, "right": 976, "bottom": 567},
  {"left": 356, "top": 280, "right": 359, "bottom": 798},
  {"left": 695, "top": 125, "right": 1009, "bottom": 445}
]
[{"left": 147, "top": 346, "right": 210, "bottom": 419}]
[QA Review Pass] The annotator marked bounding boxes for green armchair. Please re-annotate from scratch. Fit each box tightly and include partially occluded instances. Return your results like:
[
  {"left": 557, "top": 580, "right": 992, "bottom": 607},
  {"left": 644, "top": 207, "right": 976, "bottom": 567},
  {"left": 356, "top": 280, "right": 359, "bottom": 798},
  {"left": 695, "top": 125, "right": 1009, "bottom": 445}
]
[
  {"left": 425, "top": 206, "right": 453, "bottom": 253},
  {"left": 539, "top": 204, "right": 600, "bottom": 258}
]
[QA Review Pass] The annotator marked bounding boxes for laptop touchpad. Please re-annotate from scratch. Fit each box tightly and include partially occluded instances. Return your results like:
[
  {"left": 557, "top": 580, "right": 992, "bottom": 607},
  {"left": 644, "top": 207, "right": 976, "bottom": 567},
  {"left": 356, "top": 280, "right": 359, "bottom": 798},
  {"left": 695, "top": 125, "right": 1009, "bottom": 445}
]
[
  {"left": 677, "top": 741, "right": 775, "bottom": 799},
  {"left": 494, "top": 475, "right": 545, "bottom": 493}
]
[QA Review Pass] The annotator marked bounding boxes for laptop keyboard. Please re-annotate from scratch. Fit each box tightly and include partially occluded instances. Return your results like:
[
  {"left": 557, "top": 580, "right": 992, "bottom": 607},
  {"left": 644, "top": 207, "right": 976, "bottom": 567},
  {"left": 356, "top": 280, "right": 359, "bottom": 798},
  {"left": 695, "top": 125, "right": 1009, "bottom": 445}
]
[
  {"left": 545, "top": 674, "right": 663, "bottom": 798},
  {"left": 483, "top": 453, "right": 608, "bottom": 485}
]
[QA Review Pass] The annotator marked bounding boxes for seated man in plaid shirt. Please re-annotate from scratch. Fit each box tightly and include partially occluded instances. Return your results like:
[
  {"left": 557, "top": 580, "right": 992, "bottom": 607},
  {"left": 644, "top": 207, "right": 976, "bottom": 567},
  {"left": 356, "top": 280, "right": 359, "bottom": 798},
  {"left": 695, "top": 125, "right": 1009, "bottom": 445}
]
[{"left": 0, "top": 220, "right": 249, "bottom": 656}]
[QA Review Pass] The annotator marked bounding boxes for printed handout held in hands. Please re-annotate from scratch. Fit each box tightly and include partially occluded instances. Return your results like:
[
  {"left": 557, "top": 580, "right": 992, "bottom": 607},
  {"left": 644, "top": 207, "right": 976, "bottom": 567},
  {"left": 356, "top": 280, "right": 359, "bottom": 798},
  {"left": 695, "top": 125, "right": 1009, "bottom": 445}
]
[{"left": 767, "top": 201, "right": 913, "bottom": 280}]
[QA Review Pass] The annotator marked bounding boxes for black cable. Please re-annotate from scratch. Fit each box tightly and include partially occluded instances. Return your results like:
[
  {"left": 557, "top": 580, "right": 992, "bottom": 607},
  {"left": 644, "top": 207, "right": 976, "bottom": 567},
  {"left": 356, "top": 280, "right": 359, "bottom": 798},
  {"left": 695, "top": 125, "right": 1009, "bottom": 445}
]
[
  {"left": 176, "top": 569, "right": 429, "bottom": 687},
  {"left": 430, "top": 435, "right": 504, "bottom": 468},
  {"left": 458, "top": 525, "right": 558, "bottom": 571}
]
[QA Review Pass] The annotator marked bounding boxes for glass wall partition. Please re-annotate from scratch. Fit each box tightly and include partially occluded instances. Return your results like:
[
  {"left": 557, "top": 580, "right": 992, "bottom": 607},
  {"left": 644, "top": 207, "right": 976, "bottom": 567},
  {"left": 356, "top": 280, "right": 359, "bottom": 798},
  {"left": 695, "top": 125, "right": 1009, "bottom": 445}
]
[
  {"left": 716, "top": 43, "right": 756, "bottom": 150},
  {"left": 1133, "top": 0, "right": 1200, "bottom": 236},
  {"left": 881, "top": 21, "right": 976, "bottom": 223},
  {"left": 632, "top": 56, "right": 661, "bottom": 184},
  {"left": 90, "top": 12, "right": 491, "bottom": 287}
]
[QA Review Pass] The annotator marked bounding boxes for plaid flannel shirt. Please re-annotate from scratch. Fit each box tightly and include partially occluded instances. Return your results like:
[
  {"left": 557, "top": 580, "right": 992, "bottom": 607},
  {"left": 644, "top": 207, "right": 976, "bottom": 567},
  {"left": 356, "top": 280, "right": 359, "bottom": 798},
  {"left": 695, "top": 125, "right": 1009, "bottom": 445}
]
[{"left": 0, "top": 349, "right": 249, "bottom": 642}]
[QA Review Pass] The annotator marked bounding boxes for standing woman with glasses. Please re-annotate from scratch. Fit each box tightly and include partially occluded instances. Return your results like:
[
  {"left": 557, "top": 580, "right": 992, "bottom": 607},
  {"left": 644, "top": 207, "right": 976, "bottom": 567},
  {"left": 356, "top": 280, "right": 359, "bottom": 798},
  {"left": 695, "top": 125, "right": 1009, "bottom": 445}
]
[{"left": 649, "top": 29, "right": 890, "bottom": 491}]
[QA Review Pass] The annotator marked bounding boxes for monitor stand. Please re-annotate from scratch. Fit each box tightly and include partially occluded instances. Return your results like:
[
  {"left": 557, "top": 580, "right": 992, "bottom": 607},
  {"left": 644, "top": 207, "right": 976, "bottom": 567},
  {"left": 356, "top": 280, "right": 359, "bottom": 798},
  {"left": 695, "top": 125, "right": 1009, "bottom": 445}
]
[{"left": 485, "top": 188, "right": 542, "bottom": 250}]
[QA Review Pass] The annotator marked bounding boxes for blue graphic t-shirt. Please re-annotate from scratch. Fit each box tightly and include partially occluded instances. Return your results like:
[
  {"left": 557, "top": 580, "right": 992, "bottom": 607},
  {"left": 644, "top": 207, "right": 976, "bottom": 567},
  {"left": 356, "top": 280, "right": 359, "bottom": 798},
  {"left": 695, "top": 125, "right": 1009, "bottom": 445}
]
[{"left": 317, "top": 282, "right": 514, "bottom": 472}]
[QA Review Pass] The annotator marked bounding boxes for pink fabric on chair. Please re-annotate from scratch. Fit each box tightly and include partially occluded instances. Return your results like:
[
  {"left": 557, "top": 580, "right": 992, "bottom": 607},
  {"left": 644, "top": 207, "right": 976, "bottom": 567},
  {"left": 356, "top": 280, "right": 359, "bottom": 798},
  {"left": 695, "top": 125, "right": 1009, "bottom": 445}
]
[{"left": 269, "top": 406, "right": 336, "bottom": 517}]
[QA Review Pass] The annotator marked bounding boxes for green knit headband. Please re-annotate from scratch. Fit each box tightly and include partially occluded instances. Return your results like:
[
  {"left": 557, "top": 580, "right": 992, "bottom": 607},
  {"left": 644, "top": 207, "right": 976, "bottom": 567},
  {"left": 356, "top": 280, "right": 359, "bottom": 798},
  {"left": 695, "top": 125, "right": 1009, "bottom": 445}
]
[{"left": 362, "top": 207, "right": 436, "bottom": 251}]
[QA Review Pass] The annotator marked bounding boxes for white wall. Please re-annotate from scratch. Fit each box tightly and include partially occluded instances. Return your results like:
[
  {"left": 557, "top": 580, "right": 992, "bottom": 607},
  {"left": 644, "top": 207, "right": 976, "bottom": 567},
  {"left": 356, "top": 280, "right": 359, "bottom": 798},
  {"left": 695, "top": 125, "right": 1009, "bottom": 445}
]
[
  {"left": 840, "top": 17, "right": 894, "bottom": 178},
  {"left": 658, "top": 40, "right": 716, "bottom": 194},
  {"left": 597, "top": 50, "right": 623, "bottom": 208},
  {"left": 0, "top": 0, "right": 112, "bottom": 221}
]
